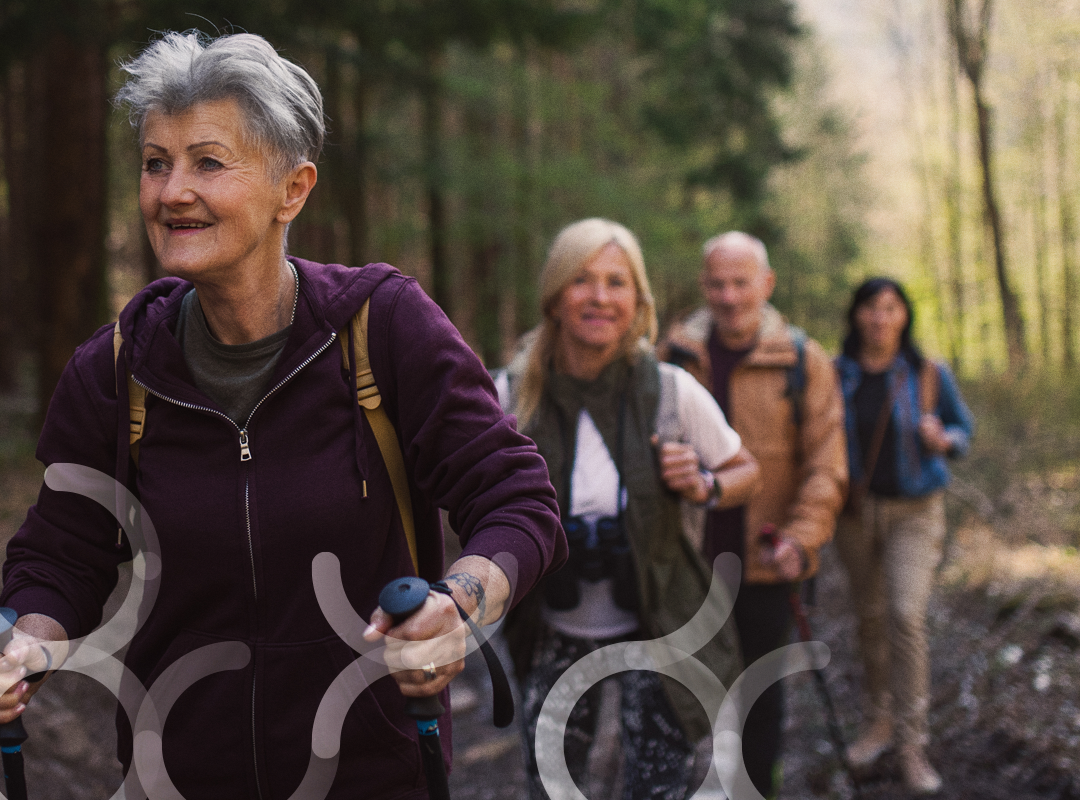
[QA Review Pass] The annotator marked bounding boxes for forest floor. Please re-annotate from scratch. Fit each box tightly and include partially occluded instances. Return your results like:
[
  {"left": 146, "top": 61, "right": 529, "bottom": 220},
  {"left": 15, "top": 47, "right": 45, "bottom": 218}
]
[{"left": 2, "top": 373, "right": 1080, "bottom": 798}]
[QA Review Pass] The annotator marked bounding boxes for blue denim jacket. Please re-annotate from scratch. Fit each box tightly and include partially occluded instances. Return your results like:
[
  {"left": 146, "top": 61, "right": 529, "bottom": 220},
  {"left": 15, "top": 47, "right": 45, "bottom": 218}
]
[{"left": 836, "top": 354, "right": 974, "bottom": 498}]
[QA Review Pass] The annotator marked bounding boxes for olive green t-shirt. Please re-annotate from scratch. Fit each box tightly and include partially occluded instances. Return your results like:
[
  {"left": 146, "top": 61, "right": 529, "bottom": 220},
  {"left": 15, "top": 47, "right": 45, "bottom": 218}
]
[{"left": 174, "top": 289, "right": 291, "bottom": 426}]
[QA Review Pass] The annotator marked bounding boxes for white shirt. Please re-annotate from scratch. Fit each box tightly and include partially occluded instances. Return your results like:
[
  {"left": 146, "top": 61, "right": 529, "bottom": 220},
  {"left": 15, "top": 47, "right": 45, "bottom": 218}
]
[{"left": 496, "top": 363, "right": 741, "bottom": 639}]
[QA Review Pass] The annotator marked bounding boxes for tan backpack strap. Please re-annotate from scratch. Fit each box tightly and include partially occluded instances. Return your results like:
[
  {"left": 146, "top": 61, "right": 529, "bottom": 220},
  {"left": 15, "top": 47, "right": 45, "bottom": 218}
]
[
  {"left": 114, "top": 322, "right": 147, "bottom": 468},
  {"left": 339, "top": 300, "right": 419, "bottom": 575},
  {"left": 919, "top": 360, "right": 940, "bottom": 416}
]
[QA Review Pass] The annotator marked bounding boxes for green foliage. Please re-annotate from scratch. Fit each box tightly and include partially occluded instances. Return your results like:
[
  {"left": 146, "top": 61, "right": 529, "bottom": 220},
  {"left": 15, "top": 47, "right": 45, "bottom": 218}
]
[
  {"left": 952, "top": 371, "right": 1080, "bottom": 541},
  {"left": 1, "top": 0, "right": 870, "bottom": 373},
  {"left": 628, "top": 0, "right": 801, "bottom": 209},
  {"left": 765, "top": 36, "right": 869, "bottom": 348}
]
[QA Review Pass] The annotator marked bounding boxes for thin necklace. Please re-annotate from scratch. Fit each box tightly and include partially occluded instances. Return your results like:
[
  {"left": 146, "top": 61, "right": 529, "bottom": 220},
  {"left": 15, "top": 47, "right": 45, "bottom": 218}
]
[{"left": 288, "top": 261, "right": 299, "bottom": 326}]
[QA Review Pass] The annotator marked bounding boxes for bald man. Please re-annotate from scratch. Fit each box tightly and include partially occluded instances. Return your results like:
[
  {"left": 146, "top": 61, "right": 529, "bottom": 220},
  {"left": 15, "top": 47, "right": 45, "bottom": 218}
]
[{"left": 659, "top": 232, "right": 847, "bottom": 798}]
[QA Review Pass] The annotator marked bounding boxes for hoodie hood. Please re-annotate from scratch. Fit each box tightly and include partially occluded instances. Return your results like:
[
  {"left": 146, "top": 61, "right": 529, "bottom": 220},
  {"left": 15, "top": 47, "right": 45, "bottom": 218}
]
[
  {"left": 112, "top": 259, "right": 402, "bottom": 492},
  {"left": 116, "top": 259, "right": 401, "bottom": 404}
]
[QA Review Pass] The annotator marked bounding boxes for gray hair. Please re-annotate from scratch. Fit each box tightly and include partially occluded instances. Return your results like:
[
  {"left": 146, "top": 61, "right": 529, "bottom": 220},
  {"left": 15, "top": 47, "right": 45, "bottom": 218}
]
[
  {"left": 702, "top": 231, "right": 771, "bottom": 272},
  {"left": 115, "top": 31, "right": 325, "bottom": 180}
]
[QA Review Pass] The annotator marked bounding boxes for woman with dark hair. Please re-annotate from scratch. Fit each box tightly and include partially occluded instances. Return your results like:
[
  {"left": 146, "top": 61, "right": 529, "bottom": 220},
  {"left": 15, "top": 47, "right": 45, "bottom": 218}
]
[{"left": 834, "top": 277, "right": 973, "bottom": 794}]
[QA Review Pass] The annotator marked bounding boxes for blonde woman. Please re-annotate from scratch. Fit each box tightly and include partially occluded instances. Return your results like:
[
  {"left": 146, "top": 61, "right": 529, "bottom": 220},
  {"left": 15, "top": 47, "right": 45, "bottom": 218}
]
[{"left": 496, "top": 219, "right": 760, "bottom": 800}]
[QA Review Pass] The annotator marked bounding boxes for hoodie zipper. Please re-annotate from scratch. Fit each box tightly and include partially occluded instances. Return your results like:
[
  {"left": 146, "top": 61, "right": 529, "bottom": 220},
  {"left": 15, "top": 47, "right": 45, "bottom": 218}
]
[
  {"left": 131, "top": 330, "right": 338, "bottom": 799},
  {"left": 132, "top": 332, "right": 338, "bottom": 465}
]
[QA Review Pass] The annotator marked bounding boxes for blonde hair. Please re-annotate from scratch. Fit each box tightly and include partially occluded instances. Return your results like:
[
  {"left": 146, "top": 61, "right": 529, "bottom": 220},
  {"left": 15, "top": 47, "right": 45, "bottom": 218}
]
[{"left": 514, "top": 218, "right": 658, "bottom": 429}]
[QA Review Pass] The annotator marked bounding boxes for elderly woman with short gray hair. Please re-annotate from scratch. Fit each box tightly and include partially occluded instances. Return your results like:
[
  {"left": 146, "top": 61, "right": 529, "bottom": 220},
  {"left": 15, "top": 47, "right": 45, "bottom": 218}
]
[{"left": 0, "top": 31, "right": 563, "bottom": 798}]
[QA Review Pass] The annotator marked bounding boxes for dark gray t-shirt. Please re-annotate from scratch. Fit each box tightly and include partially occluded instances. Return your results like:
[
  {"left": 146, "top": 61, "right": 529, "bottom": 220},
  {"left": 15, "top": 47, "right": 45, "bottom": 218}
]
[{"left": 174, "top": 289, "right": 291, "bottom": 426}]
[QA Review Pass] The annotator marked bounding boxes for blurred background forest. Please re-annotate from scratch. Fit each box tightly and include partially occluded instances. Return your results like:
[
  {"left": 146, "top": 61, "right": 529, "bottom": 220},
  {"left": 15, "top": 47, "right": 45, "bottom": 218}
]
[{"left": 0, "top": 0, "right": 1076, "bottom": 412}]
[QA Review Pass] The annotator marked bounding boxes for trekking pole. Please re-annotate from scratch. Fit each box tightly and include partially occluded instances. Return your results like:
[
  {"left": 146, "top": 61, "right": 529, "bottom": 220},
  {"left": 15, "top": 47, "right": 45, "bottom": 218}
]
[
  {"left": 0, "top": 717, "right": 28, "bottom": 800},
  {"left": 378, "top": 577, "right": 515, "bottom": 800},
  {"left": 0, "top": 607, "right": 49, "bottom": 800},
  {"left": 379, "top": 577, "right": 452, "bottom": 800},
  {"left": 759, "top": 526, "right": 864, "bottom": 800}
]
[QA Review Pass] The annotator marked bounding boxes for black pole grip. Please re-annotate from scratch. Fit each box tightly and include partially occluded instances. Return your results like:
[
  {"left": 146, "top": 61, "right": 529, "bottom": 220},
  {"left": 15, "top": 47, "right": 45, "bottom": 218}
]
[
  {"left": 387, "top": 577, "right": 516, "bottom": 729},
  {"left": 415, "top": 723, "right": 451, "bottom": 800},
  {"left": 404, "top": 694, "right": 446, "bottom": 722},
  {"left": 0, "top": 717, "right": 27, "bottom": 800},
  {"left": 0, "top": 743, "right": 26, "bottom": 800}
]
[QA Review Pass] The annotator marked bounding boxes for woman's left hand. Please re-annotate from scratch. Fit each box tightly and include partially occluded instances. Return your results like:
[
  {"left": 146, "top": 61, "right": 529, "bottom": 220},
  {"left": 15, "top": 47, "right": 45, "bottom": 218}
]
[
  {"left": 760, "top": 536, "right": 805, "bottom": 582},
  {"left": 655, "top": 439, "right": 710, "bottom": 503},
  {"left": 918, "top": 414, "right": 951, "bottom": 455},
  {"left": 363, "top": 592, "right": 467, "bottom": 697}
]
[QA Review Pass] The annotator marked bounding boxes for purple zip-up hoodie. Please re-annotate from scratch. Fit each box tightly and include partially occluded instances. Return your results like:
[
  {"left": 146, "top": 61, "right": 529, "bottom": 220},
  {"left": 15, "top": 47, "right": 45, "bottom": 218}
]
[{"left": 1, "top": 259, "right": 565, "bottom": 798}]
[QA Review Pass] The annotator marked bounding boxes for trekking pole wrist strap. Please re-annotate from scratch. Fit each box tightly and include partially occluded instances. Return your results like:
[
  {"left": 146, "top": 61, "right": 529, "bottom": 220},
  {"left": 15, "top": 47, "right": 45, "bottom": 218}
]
[{"left": 429, "top": 580, "right": 514, "bottom": 728}]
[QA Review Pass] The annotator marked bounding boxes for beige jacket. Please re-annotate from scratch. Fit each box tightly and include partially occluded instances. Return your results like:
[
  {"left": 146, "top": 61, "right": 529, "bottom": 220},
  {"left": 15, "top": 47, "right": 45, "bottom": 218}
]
[{"left": 659, "top": 304, "right": 848, "bottom": 584}]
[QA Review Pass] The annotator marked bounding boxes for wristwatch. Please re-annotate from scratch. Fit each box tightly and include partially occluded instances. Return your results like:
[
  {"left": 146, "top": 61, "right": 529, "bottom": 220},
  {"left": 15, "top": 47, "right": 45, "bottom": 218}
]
[{"left": 699, "top": 470, "right": 723, "bottom": 508}]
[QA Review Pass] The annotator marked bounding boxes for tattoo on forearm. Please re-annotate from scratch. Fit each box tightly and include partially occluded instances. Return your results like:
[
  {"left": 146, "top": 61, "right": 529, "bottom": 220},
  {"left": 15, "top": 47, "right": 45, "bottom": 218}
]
[{"left": 445, "top": 572, "right": 486, "bottom": 622}]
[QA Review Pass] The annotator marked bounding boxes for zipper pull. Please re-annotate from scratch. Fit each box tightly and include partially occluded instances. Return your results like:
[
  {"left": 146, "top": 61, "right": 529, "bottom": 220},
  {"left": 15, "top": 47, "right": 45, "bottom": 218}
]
[{"left": 239, "top": 430, "right": 252, "bottom": 462}]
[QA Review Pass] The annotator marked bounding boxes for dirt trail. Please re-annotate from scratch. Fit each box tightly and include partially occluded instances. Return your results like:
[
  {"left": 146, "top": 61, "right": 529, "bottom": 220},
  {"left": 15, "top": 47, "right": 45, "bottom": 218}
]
[
  {"left": 3, "top": 379, "right": 1080, "bottom": 798},
  {"left": 4, "top": 509, "right": 1080, "bottom": 799},
  {"left": 445, "top": 527, "right": 1080, "bottom": 800}
]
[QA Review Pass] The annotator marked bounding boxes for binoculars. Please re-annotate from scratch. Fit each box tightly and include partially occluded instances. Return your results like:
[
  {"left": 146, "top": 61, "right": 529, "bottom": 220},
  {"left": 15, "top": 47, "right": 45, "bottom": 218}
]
[{"left": 545, "top": 516, "right": 639, "bottom": 612}]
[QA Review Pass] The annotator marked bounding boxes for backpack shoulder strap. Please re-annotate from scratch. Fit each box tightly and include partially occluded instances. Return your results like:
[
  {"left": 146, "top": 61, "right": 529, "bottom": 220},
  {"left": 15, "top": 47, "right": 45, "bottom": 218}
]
[
  {"left": 114, "top": 322, "right": 147, "bottom": 468},
  {"left": 339, "top": 300, "right": 419, "bottom": 575},
  {"left": 919, "top": 359, "right": 941, "bottom": 415},
  {"left": 785, "top": 325, "right": 808, "bottom": 429},
  {"left": 655, "top": 362, "right": 680, "bottom": 443},
  {"left": 490, "top": 367, "right": 515, "bottom": 415}
]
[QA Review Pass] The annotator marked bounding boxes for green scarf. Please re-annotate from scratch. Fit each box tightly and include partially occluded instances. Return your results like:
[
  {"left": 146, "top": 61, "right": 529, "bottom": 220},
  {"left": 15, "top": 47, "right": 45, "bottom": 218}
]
[{"left": 509, "top": 351, "right": 741, "bottom": 741}]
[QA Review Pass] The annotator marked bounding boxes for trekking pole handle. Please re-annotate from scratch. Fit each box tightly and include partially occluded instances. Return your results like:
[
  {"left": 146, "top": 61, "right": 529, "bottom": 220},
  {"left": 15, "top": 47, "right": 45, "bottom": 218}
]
[
  {"left": 0, "top": 607, "right": 48, "bottom": 741},
  {"left": 759, "top": 523, "right": 780, "bottom": 550},
  {"left": 0, "top": 669, "right": 46, "bottom": 753},
  {"left": 0, "top": 607, "right": 49, "bottom": 800},
  {"left": 377, "top": 578, "right": 446, "bottom": 723},
  {"left": 760, "top": 527, "right": 816, "bottom": 640},
  {"left": 378, "top": 578, "right": 452, "bottom": 800},
  {"left": 377, "top": 576, "right": 515, "bottom": 730}
]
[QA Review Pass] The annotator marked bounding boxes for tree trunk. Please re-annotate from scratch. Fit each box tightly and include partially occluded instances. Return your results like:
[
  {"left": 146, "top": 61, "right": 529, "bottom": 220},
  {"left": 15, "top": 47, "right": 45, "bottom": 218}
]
[
  {"left": 422, "top": 56, "right": 450, "bottom": 312},
  {"left": 1033, "top": 66, "right": 1053, "bottom": 369},
  {"left": 948, "top": 0, "right": 1025, "bottom": 372},
  {"left": 1057, "top": 76, "right": 1077, "bottom": 370},
  {"left": 33, "top": 32, "right": 109, "bottom": 421},
  {"left": 973, "top": 102, "right": 1022, "bottom": 367},
  {"left": 324, "top": 44, "right": 371, "bottom": 268},
  {"left": 1034, "top": 195, "right": 1052, "bottom": 370},
  {"left": 0, "top": 76, "right": 15, "bottom": 392},
  {"left": 348, "top": 81, "right": 370, "bottom": 267},
  {"left": 945, "top": 46, "right": 965, "bottom": 372},
  {"left": 509, "top": 48, "right": 542, "bottom": 362},
  {"left": 972, "top": 86, "right": 1025, "bottom": 370},
  {"left": 1, "top": 64, "right": 37, "bottom": 395}
]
